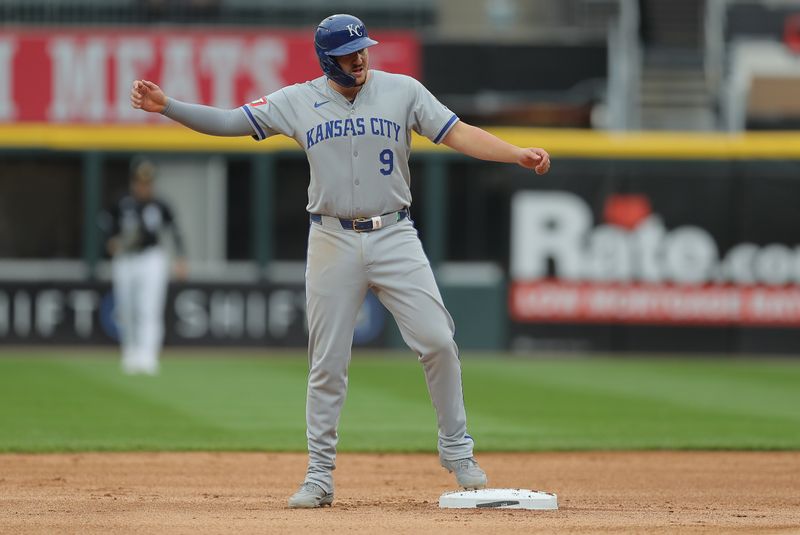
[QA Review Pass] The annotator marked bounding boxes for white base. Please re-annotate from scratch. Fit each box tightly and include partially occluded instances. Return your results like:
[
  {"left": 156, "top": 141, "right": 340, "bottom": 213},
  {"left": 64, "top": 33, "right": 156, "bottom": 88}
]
[{"left": 439, "top": 488, "right": 558, "bottom": 510}]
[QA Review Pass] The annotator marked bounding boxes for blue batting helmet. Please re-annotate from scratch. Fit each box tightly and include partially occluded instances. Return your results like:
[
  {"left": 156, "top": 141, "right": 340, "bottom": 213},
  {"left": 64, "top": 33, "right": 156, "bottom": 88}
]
[{"left": 314, "top": 14, "right": 378, "bottom": 88}]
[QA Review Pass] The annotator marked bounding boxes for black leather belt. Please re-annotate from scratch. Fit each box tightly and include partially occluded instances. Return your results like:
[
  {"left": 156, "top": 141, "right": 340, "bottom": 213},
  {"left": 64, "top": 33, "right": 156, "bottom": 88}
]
[{"left": 310, "top": 209, "right": 408, "bottom": 232}]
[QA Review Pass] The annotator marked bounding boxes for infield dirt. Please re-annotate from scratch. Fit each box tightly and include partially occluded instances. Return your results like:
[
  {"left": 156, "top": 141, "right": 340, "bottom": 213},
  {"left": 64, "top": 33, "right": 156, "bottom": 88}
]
[{"left": 1, "top": 451, "right": 798, "bottom": 534}]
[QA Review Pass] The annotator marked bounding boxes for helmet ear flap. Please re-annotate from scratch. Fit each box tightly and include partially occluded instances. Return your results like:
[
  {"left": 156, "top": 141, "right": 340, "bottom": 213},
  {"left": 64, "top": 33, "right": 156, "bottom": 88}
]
[{"left": 316, "top": 49, "right": 356, "bottom": 88}]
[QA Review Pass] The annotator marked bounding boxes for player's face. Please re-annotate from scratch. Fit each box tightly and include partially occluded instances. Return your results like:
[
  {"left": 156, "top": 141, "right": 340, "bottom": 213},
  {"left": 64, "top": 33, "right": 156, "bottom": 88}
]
[
  {"left": 336, "top": 48, "right": 369, "bottom": 86},
  {"left": 131, "top": 175, "right": 154, "bottom": 200}
]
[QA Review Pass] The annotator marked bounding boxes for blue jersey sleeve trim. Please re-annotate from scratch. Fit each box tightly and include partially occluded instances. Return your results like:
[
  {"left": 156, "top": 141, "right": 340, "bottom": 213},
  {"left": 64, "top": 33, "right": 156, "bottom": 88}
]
[
  {"left": 242, "top": 105, "right": 266, "bottom": 141},
  {"left": 433, "top": 114, "right": 459, "bottom": 144}
]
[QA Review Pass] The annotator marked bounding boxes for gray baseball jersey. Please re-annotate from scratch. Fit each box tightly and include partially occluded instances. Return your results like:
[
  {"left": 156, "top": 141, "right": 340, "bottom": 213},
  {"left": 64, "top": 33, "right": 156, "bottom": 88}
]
[
  {"left": 238, "top": 70, "right": 474, "bottom": 495},
  {"left": 241, "top": 70, "right": 459, "bottom": 219}
]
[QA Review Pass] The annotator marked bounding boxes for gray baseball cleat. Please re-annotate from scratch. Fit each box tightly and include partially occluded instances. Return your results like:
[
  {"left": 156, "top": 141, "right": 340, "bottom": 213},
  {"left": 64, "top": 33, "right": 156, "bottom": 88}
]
[
  {"left": 441, "top": 457, "right": 488, "bottom": 489},
  {"left": 288, "top": 482, "right": 334, "bottom": 508}
]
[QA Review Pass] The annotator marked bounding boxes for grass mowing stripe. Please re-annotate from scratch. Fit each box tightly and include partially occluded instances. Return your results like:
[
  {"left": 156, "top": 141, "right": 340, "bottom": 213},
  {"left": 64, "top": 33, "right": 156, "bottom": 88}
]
[
  {"left": 1, "top": 353, "right": 799, "bottom": 452},
  {"left": 338, "top": 357, "right": 450, "bottom": 452},
  {"left": 67, "top": 356, "right": 313, "bottom": 450},
  {"left": 0, "top": 359, "right": 232, "bottom": 451},
  {"left": 460, "top": 359, "right": 800, "bottom": 450},
  {"left": 67, "top": 356, "right": 310, "bottom": 433},
  {"left": 469, "top": 358, "right": 800, "bottom": 422}
]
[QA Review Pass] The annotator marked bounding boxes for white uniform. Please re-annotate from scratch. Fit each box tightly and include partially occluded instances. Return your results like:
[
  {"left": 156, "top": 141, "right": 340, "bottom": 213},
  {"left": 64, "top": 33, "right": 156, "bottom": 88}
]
[
  {"left": 102, "top": 196, "right": 183, "bottom": 375},
  {"left": 242, "top": 71, "right": 474, "bottom": 494}
]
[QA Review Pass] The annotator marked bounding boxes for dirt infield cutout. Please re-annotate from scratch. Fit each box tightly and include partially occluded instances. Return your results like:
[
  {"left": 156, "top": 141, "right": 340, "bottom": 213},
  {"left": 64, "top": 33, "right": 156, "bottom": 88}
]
[{"left": 1, "top": 451, "right": 798, "bottom": 534}]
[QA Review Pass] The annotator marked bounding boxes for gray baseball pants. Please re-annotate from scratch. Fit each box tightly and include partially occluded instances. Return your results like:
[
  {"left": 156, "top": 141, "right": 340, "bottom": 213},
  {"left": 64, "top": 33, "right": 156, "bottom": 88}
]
[{"left": 303, "top": 215, "right": 474, "bottom": 494}]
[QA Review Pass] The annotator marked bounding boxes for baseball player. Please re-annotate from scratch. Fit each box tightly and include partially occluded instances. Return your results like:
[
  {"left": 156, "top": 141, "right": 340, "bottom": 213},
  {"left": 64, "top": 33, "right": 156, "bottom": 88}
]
[
  {"left": 99, "top": 158, "right": 188, "bottom": 375},
  {"left": 130, "top": 14, "right": 550, "bottom": 507}
]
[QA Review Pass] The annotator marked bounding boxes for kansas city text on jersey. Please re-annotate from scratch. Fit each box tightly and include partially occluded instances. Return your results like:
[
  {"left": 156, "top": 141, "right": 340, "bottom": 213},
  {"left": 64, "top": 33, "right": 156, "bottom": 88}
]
[{"left": 305, "top": 117, "right": 402, "bottom": 149}]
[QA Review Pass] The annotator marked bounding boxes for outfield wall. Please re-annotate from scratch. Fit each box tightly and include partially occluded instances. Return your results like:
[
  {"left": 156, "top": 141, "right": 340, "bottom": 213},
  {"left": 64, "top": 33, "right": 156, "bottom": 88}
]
[
  {"left": 1, "top": 128, "right": 800, "bottom": 352},
  {"left": 0, "top": 278, "right": 505, "bottom": 350}
]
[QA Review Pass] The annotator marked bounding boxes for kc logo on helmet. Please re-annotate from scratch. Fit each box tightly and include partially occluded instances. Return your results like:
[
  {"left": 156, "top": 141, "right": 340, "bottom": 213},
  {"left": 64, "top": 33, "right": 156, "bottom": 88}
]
[{"left": 346, "top": 24, "right": 363, "bottom": 37}]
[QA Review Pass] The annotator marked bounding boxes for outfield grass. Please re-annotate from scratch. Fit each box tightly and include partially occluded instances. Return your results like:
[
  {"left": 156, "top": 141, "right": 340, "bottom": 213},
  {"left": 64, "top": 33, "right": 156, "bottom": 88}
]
[{"left": 1, "top": 351, "right": 799, "bottom": 452}]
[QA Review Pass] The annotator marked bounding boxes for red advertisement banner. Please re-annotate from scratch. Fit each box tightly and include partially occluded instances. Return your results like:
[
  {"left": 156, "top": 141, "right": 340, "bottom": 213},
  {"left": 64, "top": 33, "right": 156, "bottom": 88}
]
[
  {"left": 0, "top": 28, "right": 419, "bottom": 123},
  {"left": 511, "top": 280, "right": 800, "bottom": 327}
]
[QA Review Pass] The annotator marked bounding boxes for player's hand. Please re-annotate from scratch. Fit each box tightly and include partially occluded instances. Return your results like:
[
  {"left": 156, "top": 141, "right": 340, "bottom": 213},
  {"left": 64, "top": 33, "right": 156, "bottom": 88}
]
[
  {"left": 517, "top": 148, "right": 551, "bottom": 175},
  {"left": 131, "top": 80, "right": 167, "bottom": 113}
]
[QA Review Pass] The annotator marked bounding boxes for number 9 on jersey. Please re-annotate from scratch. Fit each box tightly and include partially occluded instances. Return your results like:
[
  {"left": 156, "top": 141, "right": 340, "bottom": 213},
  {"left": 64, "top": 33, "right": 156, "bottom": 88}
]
[{"left": 379, "top": 149, "right": 394, "bottom": 176}]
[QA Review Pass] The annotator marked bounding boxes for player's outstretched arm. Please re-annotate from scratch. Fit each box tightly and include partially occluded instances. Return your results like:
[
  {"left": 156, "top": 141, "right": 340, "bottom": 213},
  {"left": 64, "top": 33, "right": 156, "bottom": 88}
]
[
  {"left": 130, "top": 79, "right": 254, "bottom": 137},
  {"left": 441, "top": 121, "right": 551, "bottom": 175}
]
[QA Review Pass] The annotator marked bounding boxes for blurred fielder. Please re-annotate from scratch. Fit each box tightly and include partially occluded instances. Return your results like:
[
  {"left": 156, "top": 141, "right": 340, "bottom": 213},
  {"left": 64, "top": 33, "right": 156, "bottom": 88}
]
[
  {"left": 130, "top": 14, "right": 550, "bottom": 507},
  {"left": 99, "top": 158, "right": 187, "bottom": 375}
]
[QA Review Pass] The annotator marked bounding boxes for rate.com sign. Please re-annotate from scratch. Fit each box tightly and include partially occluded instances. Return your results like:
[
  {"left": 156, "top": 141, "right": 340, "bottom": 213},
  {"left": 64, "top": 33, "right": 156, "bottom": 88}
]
[
  {"left": 510, "top": 191, "right": 800, "bottom": 326},
  {"left": 0, "top": 28, "right": 419, "bottom": 123}
]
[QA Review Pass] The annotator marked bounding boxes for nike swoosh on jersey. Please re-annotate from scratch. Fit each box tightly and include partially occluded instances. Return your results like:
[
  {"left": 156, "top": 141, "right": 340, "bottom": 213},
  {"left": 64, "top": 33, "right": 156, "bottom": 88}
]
[{"left": 314, "top": 100, "right": 330, "bottom": 108}]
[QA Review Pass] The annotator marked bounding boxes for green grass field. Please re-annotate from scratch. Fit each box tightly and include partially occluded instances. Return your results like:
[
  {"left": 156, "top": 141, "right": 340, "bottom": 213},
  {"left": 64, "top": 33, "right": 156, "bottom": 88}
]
[{"left": 1, "top": 351, "right": 799, "bottom": 452}]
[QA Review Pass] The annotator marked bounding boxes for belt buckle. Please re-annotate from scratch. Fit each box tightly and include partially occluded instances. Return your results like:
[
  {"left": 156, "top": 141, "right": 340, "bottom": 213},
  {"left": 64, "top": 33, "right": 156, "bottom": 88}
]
[{"left": 352, "top": 217, "right": 371, "bottom": 232}]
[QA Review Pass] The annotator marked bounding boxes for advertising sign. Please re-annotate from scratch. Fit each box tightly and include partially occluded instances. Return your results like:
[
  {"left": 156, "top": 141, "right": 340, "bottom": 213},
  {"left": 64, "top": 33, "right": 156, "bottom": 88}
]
[
  {"left": 0, "top": 28, "right": 419, "bottom": 123},
  {"left": 0, "top": 282, "right": 388, "bottom": 347},
  {"left": 511, "top": 190, "right": 800, "bottom": 327}
]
